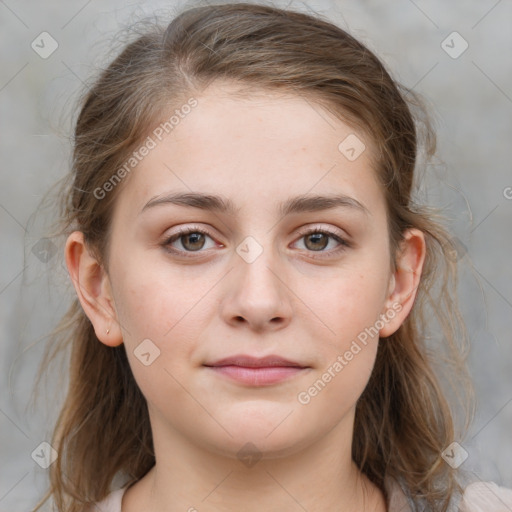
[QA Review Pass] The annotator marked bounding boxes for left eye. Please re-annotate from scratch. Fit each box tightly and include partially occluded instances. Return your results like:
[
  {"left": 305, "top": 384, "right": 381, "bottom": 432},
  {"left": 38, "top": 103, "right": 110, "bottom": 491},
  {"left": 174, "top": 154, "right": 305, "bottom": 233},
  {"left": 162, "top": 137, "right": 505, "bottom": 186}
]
[
  {"left": 162, "top": 227, "right": 349, "bottom": 257},
  {"left": 293, "top": 229, "right": 347, "bottom": 252}
]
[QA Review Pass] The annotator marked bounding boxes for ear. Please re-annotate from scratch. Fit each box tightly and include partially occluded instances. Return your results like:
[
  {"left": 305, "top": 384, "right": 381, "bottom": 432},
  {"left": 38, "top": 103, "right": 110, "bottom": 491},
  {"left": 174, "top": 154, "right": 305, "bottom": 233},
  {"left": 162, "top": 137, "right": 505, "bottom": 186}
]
[
  {"left": 64, "top": 231, "right": 123, "bottom": 347},
  {"left": 379, "top": 228, "right": 426, "bottom": 338}
]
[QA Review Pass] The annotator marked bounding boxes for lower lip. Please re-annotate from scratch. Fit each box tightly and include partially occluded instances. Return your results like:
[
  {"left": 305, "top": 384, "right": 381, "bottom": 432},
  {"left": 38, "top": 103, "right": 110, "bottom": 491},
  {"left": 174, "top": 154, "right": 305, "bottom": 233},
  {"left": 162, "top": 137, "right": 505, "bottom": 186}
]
[{"left": 205, "top": 365, "right": 307, "bottom": 386}]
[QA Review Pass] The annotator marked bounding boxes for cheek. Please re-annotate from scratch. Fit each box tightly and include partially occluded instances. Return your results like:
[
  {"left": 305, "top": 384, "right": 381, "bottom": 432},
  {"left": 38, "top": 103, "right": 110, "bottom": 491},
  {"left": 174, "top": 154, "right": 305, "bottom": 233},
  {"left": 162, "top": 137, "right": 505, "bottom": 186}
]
[
  {"left": 112, "top": 253, "right": 206, "bottom": 340},
  {"left": 304, "top": 267, "right": 389, "bottom": 348},
  {"left": 295, "top": 280, "right": 383, "bottom": 428},
  {"left": 293, "top": 262, "right": 389, "bottom": 413},
  {"left": 110, "top": 255, "right": 221, "bottom": 383},
  {"left": 111, "top": 266, "right": 205, "bottom": 412}
]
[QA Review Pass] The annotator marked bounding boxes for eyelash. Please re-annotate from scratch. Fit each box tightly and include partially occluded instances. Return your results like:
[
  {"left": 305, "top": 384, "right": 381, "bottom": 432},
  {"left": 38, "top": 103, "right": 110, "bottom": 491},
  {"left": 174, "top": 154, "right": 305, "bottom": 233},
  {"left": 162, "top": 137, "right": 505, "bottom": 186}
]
[{"left": 162, "top": 225, "right": 350, "bottom": 260}]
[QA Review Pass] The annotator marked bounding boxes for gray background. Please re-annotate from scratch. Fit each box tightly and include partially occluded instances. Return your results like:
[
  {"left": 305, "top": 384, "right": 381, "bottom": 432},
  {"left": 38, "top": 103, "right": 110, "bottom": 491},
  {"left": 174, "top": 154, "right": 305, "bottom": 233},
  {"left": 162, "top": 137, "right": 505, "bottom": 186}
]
[{"left": 1, "top": 0, "right": 511, "bottom": 510}]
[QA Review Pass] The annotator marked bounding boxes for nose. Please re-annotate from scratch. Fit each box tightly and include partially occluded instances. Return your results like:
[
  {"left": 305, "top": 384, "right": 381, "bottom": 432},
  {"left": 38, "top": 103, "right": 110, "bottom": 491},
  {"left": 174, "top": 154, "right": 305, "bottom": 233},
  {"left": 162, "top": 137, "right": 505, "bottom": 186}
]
[{"left": 219, "top": 239, "right": 293, "bottom": 333}]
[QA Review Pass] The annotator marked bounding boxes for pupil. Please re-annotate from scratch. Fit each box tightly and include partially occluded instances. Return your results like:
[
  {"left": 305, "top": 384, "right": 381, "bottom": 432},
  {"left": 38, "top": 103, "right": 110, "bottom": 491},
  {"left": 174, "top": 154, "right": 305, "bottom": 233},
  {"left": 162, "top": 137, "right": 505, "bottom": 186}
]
[
  {"left": 306, "top": 233, "right": 328, "bottom": 251},
  {"left": 184, "top": 233, "right": 205, "bottom": 250}
]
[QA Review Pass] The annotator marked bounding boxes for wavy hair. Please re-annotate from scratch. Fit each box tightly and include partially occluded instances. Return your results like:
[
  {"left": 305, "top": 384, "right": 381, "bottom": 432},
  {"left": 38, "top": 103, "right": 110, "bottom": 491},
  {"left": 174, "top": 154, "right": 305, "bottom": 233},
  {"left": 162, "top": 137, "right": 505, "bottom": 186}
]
[{"left": 32, "top": 2, "right": 473, "bottom": 510}]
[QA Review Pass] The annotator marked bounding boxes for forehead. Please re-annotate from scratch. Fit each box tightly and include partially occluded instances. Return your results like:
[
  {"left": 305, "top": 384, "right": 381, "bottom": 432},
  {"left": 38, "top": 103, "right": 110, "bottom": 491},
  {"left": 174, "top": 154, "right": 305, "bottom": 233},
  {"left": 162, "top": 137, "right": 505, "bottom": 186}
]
[{"left": 115, "top": 82, "right": 385, "bottom": 220}]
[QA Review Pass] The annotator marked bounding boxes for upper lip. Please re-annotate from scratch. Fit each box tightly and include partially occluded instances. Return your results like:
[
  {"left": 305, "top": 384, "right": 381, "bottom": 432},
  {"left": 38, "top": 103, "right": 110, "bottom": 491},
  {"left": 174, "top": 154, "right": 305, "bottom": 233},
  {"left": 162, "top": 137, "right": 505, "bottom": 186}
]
[{"left": 204, "top": 355, "right": 308, "bottom": 368}]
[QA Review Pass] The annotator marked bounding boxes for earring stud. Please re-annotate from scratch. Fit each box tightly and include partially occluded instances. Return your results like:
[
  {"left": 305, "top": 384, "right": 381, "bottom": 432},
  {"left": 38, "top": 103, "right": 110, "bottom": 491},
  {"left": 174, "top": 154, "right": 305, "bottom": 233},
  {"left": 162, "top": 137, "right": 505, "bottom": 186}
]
[{"left": 106, "top": 328, "right": 110, "bottom": 335}]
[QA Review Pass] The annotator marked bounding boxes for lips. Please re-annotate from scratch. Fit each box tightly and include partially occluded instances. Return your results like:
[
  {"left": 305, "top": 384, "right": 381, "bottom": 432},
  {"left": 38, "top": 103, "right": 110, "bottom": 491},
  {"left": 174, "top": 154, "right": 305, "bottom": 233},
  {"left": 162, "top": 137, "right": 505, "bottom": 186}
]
[
  {"left": 203, "top": 355, "right": 310, "bottom": 386},
  {"left": 205, "top": 355, "right": 307, "bottom": 368}
]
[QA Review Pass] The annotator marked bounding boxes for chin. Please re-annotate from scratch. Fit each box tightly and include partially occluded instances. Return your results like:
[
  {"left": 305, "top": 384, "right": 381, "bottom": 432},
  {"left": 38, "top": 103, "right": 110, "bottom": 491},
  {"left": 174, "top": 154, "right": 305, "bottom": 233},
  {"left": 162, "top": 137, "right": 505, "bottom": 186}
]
[
  {"left": 200, "top": 402, "right": 315, "bottom": 460},
  {"left": 206, "top": 430, "right": 312, "bottom": 464}
]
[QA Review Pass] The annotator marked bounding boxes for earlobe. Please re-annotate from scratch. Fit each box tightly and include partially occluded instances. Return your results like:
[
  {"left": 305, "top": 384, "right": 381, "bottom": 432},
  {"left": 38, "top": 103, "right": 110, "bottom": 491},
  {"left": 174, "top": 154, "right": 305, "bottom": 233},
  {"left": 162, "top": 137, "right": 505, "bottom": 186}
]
[
  {"left": 379, "top": 228, "right": 426, "bottom": 338},
  {"left": 65, "top": 231, "right": 123, "bottom": 347}
]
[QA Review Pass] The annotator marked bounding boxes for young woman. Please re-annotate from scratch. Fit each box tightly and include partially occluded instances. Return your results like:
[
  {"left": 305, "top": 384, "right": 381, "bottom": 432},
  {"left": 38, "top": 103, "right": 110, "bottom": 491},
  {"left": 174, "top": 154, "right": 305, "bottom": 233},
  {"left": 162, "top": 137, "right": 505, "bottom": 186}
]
[{"left": 32, "top": 2, "right": 512, "bottom": 511}]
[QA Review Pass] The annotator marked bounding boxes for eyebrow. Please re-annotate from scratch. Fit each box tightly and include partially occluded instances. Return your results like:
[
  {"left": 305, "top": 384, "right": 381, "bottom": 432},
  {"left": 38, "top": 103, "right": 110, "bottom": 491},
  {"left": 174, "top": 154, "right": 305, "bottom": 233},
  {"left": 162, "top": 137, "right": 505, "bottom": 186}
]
[{"left": 140, "top": 192, "right": 370, "bottom": 217}]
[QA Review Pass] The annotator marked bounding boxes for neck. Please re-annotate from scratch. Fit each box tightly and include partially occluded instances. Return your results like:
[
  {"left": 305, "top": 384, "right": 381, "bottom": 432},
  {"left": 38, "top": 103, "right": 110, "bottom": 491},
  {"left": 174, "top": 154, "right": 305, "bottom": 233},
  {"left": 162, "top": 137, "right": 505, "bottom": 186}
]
[{"left": 125, "top": 412, "right": 386, "bottom": 512}]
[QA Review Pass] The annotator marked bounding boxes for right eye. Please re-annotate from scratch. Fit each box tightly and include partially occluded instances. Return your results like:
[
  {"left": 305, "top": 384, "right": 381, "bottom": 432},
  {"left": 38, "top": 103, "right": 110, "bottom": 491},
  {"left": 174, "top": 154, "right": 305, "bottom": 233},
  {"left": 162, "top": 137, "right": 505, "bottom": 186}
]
[{"left": 162, "top": 226, "right": 219, "bottom": 256}]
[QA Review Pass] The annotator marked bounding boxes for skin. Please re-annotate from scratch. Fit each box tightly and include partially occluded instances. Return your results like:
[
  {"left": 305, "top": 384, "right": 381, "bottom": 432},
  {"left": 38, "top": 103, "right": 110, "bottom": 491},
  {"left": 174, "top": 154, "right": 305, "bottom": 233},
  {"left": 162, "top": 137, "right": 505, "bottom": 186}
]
[{"left": 66, "top": 81, "right": 425, "bottom": 511}]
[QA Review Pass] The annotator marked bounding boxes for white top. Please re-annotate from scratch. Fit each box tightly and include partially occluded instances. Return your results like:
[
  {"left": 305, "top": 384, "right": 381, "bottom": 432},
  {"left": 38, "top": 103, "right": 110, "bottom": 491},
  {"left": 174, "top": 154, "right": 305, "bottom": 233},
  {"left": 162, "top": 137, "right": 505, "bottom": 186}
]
[
  {"left": 90, "top": 478, "right": 512, "bottom": 511},
  {"left": 91, "top": 486, "right": 126, "bottom": 512},
  {"left": 91, "top": 477, "right": 413, "bottom": 511}
]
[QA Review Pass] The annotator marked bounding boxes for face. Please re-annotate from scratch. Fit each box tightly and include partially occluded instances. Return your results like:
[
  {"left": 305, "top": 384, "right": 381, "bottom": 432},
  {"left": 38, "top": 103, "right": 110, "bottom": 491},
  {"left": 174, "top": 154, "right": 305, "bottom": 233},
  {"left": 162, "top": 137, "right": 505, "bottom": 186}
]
[{"left": 75, "top": 82, "right": 415, "bottom": 461}]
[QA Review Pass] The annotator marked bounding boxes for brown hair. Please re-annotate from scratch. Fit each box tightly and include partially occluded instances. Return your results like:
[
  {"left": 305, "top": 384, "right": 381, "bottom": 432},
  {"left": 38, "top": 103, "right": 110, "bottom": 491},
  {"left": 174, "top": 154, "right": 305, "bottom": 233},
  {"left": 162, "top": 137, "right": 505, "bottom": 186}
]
[{"left": 32, "top": 2, "right": 473, "bottom": 510}]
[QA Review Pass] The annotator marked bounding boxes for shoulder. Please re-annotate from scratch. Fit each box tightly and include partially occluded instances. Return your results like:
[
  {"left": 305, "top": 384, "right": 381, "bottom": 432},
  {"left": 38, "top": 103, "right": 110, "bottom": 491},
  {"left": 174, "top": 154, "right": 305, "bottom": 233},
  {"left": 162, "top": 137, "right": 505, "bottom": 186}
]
[
  {"left": 88, "top": 485, "right": 129, "bottom": 512},
  {"left": 459, "top": 481, "right": 512, "bottom": 512},
  {"left": 85, "top": 479, "right": 512, "bottom": 512},
  {"left": 383, "top": 476, "right": 414, "bottom": 511},
  {"left": 384, "top": 476, "right": 512, "bottom": 512}
]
